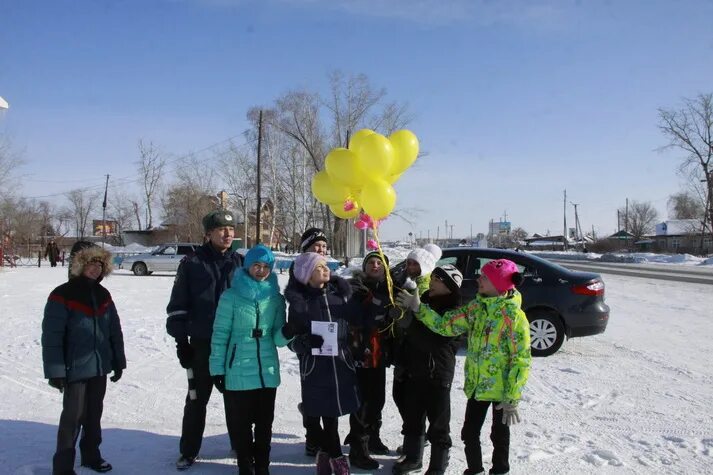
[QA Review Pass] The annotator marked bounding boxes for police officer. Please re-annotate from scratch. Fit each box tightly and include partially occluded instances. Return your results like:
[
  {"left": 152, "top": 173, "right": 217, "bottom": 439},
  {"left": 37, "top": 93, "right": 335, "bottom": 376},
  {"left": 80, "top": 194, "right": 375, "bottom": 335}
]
[{"left": 166, "top": 210, "right": 243, "bottom": 470}]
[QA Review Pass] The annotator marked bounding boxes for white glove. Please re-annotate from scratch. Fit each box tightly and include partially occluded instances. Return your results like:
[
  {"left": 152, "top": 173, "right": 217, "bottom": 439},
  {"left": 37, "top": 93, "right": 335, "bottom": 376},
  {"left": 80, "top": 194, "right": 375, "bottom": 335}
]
[
  {"left": 396, "top": 289, "right": 420, "bottom": 312},
  {"left": 495, "top": 402, "right": 521, "bottom": 426}
]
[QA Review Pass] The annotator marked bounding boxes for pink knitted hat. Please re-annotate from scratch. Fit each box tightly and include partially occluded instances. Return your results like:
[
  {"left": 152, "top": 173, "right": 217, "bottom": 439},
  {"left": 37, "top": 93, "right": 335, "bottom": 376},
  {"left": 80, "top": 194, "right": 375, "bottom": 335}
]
[
  {"left": 481, "top": 259, "right": 520, "bottom": 293},
  {"left": 294, "top": 252, "right": 327, "bottom": 285}
]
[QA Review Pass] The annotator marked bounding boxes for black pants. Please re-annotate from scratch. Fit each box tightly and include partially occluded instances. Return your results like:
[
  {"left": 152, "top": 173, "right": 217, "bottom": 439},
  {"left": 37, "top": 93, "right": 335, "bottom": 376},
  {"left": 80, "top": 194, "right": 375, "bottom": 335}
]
[
  {"left": 349, "top": 367, "right": 386, "bottom": 438},
  {"left": 462, "top": 399, "right": 510, "bottom": 474},
  {"left": 392, "top": 366, "right": 407, "bottom": 421},
  {"left": 225, "top": 388, "right": 277, "bottom": 469},
  {"left": 317, "top": 417, "right": 342, "bottom": 458},
  {"left": 402, "top": 378, "right": 452, "bottom": 449},
  {"left": 179, "top": 338, "right": 237, "bottom": 458},
  {"left": 303, "top": 414, "right": 322, "bottom": 449},
  {"left": 52, "top": 376, "right": 107, "bottom": 474}
]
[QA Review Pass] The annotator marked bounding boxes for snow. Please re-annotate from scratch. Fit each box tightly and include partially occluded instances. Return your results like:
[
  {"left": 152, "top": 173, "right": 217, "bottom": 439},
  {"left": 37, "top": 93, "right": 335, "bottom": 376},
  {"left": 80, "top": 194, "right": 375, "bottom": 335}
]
[
  {"left": 530, "top": 250, "right": 713, "bottom": 266},
  {"left": 1, "top": 263, "right": 712, "bottom": 474}
]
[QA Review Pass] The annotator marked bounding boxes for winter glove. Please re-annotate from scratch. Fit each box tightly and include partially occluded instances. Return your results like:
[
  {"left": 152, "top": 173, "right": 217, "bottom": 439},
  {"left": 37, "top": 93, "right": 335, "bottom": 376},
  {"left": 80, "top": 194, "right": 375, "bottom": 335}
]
[
  {"left": 495, "top": 402, "right": 521, "bottom": 426},
  {"left": 176, "top": 339, "right": 193, "bottom": 369},
  {"left": 212, "top": 375, "right": 225, "bottom": 394},
  {"left": 110, "top": 369, "right": 122, "bottom": 383},
  {"left": 48, "top": 377, "right": 66, "bottom": 393},
  {"left": 281, "top": 321, "right": 298, "bottom": 340},
  {"left": 396, "top": 289, "right": 421, "bottom": 312},
  {"left": 309, "top": 334, "right": 324, "bottom": 349},
  {"left": 350, "top": 280, "right": 371, "bottom": 297}
]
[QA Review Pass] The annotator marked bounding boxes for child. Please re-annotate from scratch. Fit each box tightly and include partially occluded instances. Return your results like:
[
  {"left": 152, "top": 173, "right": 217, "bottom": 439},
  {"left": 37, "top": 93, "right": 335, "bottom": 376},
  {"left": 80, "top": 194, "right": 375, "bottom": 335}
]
[
  {"left": 345, "top": 250, "right": 395, "bottom": 469},
  {"left": 209, "top": 244, "right": 292, "bottom": 475},
  {"left": 397, "top": 259, "right": 531, "bottom": 475},
  {"left": 393, "top": 264, "right": 463, "bottom": 475},
  {"left": 42, "top": 245, "right": 126, "bottom": 475},
  {"left": 286, "top": 252, "right": 362, "bottom": 475}
]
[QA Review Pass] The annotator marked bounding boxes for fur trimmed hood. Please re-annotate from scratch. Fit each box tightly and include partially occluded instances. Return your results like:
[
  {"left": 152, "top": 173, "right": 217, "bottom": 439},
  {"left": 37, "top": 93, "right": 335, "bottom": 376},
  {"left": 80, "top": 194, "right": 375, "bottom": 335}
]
[{"left": 70, "top": 246, "right": 114, "bottom": 279}]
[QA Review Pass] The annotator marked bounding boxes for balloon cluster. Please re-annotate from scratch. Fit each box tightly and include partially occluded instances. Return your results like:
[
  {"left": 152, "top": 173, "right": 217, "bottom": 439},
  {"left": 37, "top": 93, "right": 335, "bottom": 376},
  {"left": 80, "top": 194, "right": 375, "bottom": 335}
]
[{"left": 311, "top": 129, "right": 419, "bottom": 226}]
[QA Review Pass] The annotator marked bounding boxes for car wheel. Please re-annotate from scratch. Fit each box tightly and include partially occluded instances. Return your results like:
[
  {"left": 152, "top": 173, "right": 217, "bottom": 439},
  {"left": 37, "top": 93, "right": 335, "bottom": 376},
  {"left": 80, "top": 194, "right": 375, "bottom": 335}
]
[
  {"left": 132, "top": 262, "right": 148, "bottom": 276},
  {"left": 527, "top": 310, "right": 565, "bottom": 357}
]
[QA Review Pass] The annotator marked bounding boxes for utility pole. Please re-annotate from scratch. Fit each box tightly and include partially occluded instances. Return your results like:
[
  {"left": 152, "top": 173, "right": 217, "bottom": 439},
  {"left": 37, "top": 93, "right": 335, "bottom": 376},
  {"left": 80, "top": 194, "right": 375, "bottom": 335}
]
[
  {"left": 255, "top": 110, "right": 263, "bottom": 244},
  {"left": 449, "top": 224, "right": 454, "bottom": 240},
  {"left": 101, "top": 174, "right": 109, "bottom": 248},
  {"left": 563, "top": 189, "right": 567, "bottom": 250},
  {"left": 571, "top": 202, "right": 582, "bottom": 248},
  {"left": 625, "top": 198, "right": 629, "bottom": 233}
]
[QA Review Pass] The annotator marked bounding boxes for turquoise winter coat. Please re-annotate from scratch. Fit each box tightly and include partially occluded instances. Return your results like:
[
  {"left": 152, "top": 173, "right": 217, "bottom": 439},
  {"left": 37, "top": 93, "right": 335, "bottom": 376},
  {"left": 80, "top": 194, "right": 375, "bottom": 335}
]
[{"left": 209, "top": 268, "right": 290, "bottom": 391}]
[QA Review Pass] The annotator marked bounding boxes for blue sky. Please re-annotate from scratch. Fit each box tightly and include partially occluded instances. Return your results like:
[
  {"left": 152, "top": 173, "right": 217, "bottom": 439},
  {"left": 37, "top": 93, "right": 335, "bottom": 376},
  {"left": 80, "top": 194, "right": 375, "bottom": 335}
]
[{"left": 2, "top": 0, "right": 712, "bottom": 242}]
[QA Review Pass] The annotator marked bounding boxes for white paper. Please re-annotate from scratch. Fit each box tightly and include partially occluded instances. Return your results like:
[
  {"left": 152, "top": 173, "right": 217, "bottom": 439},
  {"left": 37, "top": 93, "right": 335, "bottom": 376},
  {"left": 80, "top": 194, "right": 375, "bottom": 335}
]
[{"left": 311, "top": 321, "right": 339, "bottom": 356}]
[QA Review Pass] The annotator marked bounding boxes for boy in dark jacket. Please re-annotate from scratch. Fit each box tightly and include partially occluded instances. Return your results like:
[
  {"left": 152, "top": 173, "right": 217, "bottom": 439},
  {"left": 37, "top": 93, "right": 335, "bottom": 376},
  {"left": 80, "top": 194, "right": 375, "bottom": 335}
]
[
  {"left": 286, "top": 252, "right": 362, "bottom": 475},
  {"left": 42, "top": 246, "right": 126, "bottom": 475},
  {"left": 345, "top": 250, "right": 395, "bottom": 469},
  {"left": 393, "top": 264, "right": 463, "bottom": 475}
]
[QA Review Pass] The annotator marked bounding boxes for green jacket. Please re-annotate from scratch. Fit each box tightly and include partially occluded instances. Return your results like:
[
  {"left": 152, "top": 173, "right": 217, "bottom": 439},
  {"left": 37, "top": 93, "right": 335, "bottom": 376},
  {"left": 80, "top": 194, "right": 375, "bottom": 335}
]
[
  {"left": 209, "top": 269, "right": 290, "bottom": 391},
  {"left": 415, "top": 290, "right": 531, "bottom": 403}
]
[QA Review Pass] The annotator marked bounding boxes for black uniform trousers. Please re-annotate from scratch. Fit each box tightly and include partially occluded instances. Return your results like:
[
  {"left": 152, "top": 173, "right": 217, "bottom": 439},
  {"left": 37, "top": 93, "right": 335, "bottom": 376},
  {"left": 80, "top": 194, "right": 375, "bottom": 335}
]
[
  {"left": 53, "top": 376, "right": 107, "bottom": 474},
  {"left": 349, "top": 366, "right": 386, "bottom": 438},
  {"left": 224, "top": 387, "right": 277, "bottom": 469},
  {"left": 402, "top": 378, "right": 452, "bottom": 449},
  {"left": 462, "top": 399, "right": 510, "bottom": 474},
  {"left": 179, "top": 338, "right": 237, "bottom": 458}
]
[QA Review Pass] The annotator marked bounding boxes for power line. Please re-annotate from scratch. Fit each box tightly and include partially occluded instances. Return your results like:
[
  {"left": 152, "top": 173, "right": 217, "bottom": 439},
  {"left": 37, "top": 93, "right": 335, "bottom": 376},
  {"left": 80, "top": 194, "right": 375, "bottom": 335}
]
[{"left": 23, "top": 134, "right": 257, "bottom": 200}]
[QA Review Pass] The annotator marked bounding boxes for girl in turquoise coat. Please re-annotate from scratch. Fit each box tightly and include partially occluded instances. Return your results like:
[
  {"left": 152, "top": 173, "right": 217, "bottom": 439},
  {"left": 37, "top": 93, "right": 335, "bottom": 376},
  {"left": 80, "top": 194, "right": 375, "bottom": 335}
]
[{"left": 210, "top": 244, "right": 293, "bottom": 475}]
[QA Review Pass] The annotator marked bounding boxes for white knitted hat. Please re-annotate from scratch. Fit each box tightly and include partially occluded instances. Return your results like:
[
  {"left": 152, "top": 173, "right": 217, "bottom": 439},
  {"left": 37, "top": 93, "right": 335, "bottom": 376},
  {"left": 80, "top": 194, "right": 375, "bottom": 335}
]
[{"left": 406, "top": 243, "right": 442, "bottom": 277}]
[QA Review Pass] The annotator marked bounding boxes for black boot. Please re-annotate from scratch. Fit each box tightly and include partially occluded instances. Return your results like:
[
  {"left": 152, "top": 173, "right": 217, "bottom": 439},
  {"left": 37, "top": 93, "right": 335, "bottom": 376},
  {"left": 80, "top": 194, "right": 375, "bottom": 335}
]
[
  {"left": 238, "top": 456, "right": 255, "bottom": 475},
  {"left": 368, "top": 421, "right": 390, "bottom": 455},
  {"left": 349, "top": 435, "right": 379, "bottom": 470},
  {"left": 392, "top": 435, "right": 424, "bottom": 474},
  {"left": 424, "top": 445, "right": 449, "bottom": 475}
]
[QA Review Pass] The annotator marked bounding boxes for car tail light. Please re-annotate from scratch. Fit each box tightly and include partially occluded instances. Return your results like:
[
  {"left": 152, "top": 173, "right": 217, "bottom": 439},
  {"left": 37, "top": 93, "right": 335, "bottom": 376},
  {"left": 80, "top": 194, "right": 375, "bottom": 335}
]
[{"left": 571, "top": 280, "right": 605, "bottom": 296}]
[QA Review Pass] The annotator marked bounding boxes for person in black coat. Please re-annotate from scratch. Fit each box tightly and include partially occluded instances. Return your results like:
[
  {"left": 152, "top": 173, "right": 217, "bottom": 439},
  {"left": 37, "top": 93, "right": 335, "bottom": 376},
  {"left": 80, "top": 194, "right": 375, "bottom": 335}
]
[
  {"left": 285, "top": 226, "right": 330, "bottom": 457},
  {"left": 392, "top": 264, "right": 463, "bottom": 475},
  {"left": 345, "top": 250, "right": 396, "bottom": 469},
  {"left": 45, "top": 238, "right": 60, "bottom": 267},
  {"left": 165, "top": 210, "right": 243, "bottom": 470},
  {"left": 42, "top": 245, "right": 126, "bottom": 475},
  {"left": 286, "top": 252, "right": 363, "bottom": 475}
]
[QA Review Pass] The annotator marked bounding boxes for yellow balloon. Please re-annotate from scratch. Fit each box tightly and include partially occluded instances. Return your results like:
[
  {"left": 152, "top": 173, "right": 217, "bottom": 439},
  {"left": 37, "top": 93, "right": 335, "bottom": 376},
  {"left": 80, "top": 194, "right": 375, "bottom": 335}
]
[
  {"left": 311, "top": 170, "right": 350, "bottom": 204},
  {"left": 358, "top": 133, "right": 395, "bottom": 179},
  {"left": 329, "top": 201, "right": 360, "bottom": 219},
  {"left": 325, "top": 147, "right": 368, "bottom": 188},
  {"left": 386, "top": 172, "right": 403, "bottom": 184},
  {"left": 389, "top": 129, "right": 419, "bottom": 174},
  {"left": 360, "top": 179, "right": 396, "bottom": 219},
  {"left": 348, "top": 129, "right": 375, "bottom": 151}
]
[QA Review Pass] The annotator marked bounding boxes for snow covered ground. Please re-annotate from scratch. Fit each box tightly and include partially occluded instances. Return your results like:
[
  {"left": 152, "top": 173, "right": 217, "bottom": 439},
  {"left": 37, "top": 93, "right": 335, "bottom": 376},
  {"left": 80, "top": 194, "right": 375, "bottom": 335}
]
[{"left": 1, "top": 264, "right": 712, "bottom": 474}]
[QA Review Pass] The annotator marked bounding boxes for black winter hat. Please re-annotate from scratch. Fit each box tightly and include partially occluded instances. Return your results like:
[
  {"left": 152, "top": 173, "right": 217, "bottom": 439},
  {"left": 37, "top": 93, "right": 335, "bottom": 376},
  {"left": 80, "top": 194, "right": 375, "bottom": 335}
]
[
  {"left": 432, "top": 264, "right": 463, "bottom": 294},
  {"left": 362, "top": 251, "right": 389, "bottom": 271},
  {"left": 300, "top": 227, "right": 328, "bottom": 253},
  {"left": 202, "top": 210, "right": 236, "bottom": 233}
]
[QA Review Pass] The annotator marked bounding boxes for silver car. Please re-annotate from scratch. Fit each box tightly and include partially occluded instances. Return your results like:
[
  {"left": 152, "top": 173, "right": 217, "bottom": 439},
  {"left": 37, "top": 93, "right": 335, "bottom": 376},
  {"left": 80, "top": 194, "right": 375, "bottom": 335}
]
[{"left": 120, "top": 243, "right": 199, "bottom": 276}]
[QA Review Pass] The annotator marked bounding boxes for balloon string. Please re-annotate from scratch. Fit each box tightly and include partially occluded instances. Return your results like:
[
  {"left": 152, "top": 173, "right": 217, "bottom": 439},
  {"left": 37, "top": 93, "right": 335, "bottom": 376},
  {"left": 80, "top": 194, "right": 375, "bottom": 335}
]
[{"left": 372, "top": 226, "right": 406, "bottom": 336}]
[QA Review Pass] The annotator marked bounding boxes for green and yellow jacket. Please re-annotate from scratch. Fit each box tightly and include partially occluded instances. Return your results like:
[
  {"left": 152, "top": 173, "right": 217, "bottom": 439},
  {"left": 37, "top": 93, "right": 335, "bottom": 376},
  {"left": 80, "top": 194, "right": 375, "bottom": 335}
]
[{"left": 415, "top": 290, "right": 531, "bottom": 403}]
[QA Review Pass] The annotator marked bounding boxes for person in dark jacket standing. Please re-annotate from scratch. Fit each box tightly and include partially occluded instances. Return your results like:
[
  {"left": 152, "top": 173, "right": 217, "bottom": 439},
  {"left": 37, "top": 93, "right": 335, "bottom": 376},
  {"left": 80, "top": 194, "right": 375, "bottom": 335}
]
[
  {"left": 392, "top": 264, "right": 463, "bottom": 475},
  {"left": 285, "top": 227, "right": 330, "bottom": 457},
  {"left": 209, "top": 244, "right": 293, "bottom": 475},
  {"left": 45, "top": 238, "right": 60, "bottom": 267},
  {"left": 42, "top": 245, "right": 126, "bottom": 475},
  {"left": 345, "top": 250, "right": 395, "bottom": 469},
  {"left": 286, "top": 252, "right": 363, "bottom": 475},
  {"left": 166, "top": 210, "right": 243, "bottom": 471}
]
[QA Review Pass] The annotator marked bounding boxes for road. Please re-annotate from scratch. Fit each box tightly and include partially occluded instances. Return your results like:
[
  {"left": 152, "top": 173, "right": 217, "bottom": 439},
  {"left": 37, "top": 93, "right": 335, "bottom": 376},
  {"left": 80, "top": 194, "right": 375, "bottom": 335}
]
[{"left": 547, "top": 258, "right": 713, "bottom": 285}]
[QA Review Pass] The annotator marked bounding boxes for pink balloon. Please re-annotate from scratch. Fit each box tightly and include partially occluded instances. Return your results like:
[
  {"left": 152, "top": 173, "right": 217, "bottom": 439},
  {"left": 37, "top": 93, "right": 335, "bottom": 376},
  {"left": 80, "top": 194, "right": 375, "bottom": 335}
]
[
  {"left": 367, "top": 239, "right": 378, "bottom": 250},
  {"left": 354, "top": 220, "right": 369, "bottom": 230},
  {"left": 343, "top": 200, "right": 356, "bottom": 211}
]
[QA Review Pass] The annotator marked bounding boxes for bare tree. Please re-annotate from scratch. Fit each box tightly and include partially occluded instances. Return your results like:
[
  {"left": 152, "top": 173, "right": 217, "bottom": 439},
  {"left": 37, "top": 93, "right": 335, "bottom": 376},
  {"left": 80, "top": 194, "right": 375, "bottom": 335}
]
[
  {"left": 659, "top": 93, "right": 713, "bottom": 236},
  {"left": 668, "top": 191, "right": 705, "bottom": 220},
  {"left": 0, "top": 135, "right": 24, "bottom": 199},
  {"left": 108, "top": 190, "right": 139, "bottom": 245},
  {"left": 137, "top": 139, "right": 166, "bottom": 230},
  {"left": 65, "top": 189, "right": 99, "bottom": 239},
  {"left": 618, "top": 200, "right": 659, "bottom": 241},
  {"left": 161, "top": 155, "right": 218, "bottom": 242}
]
